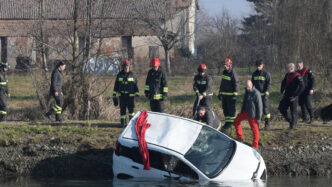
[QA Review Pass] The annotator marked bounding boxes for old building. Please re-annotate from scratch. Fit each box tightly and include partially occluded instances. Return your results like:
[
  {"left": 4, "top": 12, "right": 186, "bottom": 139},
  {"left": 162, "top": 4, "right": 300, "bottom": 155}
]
[{"left": 0, "top": 0, "right": 198, "bottom": 69}]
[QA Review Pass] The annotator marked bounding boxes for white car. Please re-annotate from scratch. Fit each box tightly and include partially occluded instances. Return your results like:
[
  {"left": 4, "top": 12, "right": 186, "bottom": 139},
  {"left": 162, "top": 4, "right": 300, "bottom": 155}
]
[{"left": 113, "top": 111, "right": 267, "bottom": 182}]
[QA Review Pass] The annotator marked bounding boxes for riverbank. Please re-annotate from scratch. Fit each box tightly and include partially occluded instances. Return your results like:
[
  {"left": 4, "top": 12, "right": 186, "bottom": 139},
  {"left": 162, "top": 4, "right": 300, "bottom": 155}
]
[{"left": 0, "top": 121, "right": 331, "bottom": 178}]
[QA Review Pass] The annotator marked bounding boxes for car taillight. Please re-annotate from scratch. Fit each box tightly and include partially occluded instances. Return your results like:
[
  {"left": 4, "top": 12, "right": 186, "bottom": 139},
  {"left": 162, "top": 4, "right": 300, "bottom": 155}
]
[{"left": 115, "top": 140, "right": 120, "bottom": 156}]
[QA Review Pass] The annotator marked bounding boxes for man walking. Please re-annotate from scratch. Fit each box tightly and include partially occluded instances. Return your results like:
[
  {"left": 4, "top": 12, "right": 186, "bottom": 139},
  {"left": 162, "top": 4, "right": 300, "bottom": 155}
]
[
  {"left": 113, "top": 60, "right": 139, "bottom": 126},
  {"left": 218, "top": 58, "right": 239, "bottom": 134},
  {"left": 233, "top": 80, "right": 262, "bottom": 149},
  {"left": 46, "top": 61, "right": 66, "bottom": 122},
  {"left": 296, "top": 60, "right": 315, "bottom": 124},
  {"left": 194, "top": 105, "right": 222, "bottom": 130},
  {"left": 193, "top": 64, "right": 213, "bottom": 117},
  {"left": 251, "top": 59, "right": 271, "bottom": 129},
  {"left": 0, "top": 62, "right": 10, "bottom": 121},
  {"left": 145, "top": 58, "right": 168, "bottom": 113},
  {"left": 279, "top": 63, "right": 304, "bottom": 132}
]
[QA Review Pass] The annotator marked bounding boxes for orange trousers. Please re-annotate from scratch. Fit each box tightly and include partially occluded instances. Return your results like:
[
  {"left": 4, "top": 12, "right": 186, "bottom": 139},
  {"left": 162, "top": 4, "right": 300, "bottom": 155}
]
[{"left": 234, "top": 111, "right": 259, "bottom": 148}]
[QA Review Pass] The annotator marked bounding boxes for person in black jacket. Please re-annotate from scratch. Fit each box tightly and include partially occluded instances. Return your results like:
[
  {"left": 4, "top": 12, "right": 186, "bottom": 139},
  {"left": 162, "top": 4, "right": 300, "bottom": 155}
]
[
  {"left": 113, "top": 60, "right": 139, "bottom": 126},
  {"left": 0, "top": 62, "right": 10, "bottom": 121},
  {"left": 296, "top": 61, "right": 315, "bottom": 124},
  {"left": 234, "top": 80, "right": 262, "bottom": 148},
  {"left": 144, "top": 58, "right": 168, "bottom": 113},
  {"left": 218, "top": 58, "right": 239, "bottom": 134},
  {"left": 194, "top": 105, "right": 222, "bottom": 130},
  {"left": 251, "top": 59, "right": 271, "bottom": 129},
  {"left": 45, "top": 61, "right": 66, "bottom": 122},
  {"left": 193, "top": 64, "right": 213, "bottom": 117},
  {"left": 279, "top": 63, "right": 304, "bottom": 132}
]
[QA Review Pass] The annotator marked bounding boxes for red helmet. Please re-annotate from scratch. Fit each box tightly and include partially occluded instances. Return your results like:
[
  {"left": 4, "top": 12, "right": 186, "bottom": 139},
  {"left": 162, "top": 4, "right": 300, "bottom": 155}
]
[
  {"left": 224, "top": 58, "right": 232, "bottom": 68},
  {"left": 197, "top": 64, "right": 207, "bottom": 73},
  {"left": 122, "top": 60, "right": 131, "bottom": 68},
  {"left": 150, "top": 58, "right": 160, "bottom": 67}
]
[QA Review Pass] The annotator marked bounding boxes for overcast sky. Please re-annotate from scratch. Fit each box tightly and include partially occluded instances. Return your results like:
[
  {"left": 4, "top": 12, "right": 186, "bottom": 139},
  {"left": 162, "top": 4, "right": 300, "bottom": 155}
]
[{"left": 199, "top": 0, "right": 255, "bottom": 19}]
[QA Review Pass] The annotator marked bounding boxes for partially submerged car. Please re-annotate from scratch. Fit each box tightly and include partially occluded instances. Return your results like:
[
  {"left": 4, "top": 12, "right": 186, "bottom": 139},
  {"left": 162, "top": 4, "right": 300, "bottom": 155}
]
[{"left": 113, "top": 111, "right": 267, "bottom": 181}]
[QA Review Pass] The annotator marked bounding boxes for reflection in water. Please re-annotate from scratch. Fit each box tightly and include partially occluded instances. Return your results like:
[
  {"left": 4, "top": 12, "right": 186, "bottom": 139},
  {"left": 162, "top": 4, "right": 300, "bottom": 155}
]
[{"left": 0, "top": 176, "right": 331, "bottom": 187}]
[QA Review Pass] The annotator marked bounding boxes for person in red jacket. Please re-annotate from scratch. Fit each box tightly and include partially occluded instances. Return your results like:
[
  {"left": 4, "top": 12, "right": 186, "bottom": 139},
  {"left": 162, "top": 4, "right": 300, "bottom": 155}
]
[
  {"left": 296, "top": 60, "right": 315, "bottom": 124},
  {"left": 279, "top": 63, "right": 304, "bottom": 132}
]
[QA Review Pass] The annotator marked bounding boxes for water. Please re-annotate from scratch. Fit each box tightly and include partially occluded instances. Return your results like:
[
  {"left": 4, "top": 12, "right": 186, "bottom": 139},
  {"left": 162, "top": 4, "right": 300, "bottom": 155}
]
[{"left": 0, "top": 176, "right": 331, "bottom": 187}]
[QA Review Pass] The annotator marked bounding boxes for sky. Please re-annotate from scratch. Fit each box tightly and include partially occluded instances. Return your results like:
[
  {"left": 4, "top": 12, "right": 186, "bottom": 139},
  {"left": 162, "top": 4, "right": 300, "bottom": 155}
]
[{"left": 199, "top": 0, "right": 255, "bottom": 19}]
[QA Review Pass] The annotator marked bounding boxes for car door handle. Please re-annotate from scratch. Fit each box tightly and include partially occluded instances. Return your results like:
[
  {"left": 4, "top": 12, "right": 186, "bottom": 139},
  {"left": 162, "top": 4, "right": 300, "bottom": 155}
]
[{"left": 131, "top": 166, "right": 139, "bottom": 170}]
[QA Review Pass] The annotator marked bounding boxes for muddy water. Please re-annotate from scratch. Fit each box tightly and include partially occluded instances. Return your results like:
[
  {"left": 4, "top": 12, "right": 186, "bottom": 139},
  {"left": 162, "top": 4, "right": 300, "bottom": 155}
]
[{"left": 0, "top": 176, "right": 331, "bottom": 186}]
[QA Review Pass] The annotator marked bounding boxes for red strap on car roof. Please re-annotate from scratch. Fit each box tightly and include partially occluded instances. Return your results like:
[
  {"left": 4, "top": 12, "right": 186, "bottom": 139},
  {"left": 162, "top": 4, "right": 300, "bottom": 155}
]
[{"left": 135, "top": 110, "right": 151, "bottom": 170}]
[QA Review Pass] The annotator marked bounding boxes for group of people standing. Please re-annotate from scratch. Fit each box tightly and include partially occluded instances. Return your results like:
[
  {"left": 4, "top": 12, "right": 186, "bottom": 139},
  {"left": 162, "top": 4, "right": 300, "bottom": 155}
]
[
  {"left": 0, "top": 56, "right": 315, "bottom": 149},
  {"left": 193, "top": 59, "right": 315, "bottom": 148}
]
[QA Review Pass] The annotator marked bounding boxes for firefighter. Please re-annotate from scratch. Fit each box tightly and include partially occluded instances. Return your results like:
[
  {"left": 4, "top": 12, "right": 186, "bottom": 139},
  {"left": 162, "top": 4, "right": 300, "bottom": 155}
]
[
  {"left": 193, "top": 64, "right": 213, "bottom": 117},
  {"left": 0, "top": 62, "right": 10, "bottom": 121},
  {"left": 218, "top": 58, "right": 239, "bottom": 134},
  {"left": 251, "top": 59, "right": 271, "bottom": 130},
  {"left": 296, "top": 60, "right": 315, "bottom": 124},
  {"left": 194, "top": 105, "right": 222, "bottom": 130},
  {"left": 45, "top": 61, "right": 66, "bottom": 122},
  {"left": 144, "top": 58, "right": 168, "bottom": 113},
  {"left": 279, "top": 63, "right": 304, "bottom": 132},
  {"left": 113, "top": 60, "right": 139, "bottom": 127},
  {"left": 234, "top": 80, "right": 262, "bottom": 148}
]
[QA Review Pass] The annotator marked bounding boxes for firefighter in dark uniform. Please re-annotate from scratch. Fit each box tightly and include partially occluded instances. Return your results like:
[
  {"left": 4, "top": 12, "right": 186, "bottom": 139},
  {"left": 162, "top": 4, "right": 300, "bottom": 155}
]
[
  {"left": 296, "top": 61, "right": 315, "bottom": 124},
  {"left": 218, "top": 58, "right": 239, "bottom": 133},
  {"left": 0, "top": 62, "right": 10, "bottom": 121},
  {"left": 193, "top": 64, "right": 213, "bottom": 117},
  {"left": 251, "top": 59, "right": 271, "bottom": 130},
  {"left": 45, "top": 61, "right": 66, "bottom": 122},
  {"left": 279, "top": 63, "right": 304, "bottom": 132},
  {"left": 194, "top": 105, "right": 222, "bottom": 130},
  {"left": 144, "top": 58, "right": 168, "bottom": 113},
  {"left": 113, "top": 60, "right": 139, "bottom": 126}
]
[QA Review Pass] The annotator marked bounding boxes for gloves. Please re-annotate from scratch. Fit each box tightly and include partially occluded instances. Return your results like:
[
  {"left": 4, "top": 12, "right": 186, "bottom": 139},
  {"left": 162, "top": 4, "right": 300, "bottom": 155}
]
[
  {"left": 163, "top": 93, "right": 168, "bottom": 100},
  {"left": 218, "top": 94, "right": 222, "bottom": 100},
  {"left": 145, "top": 93, "right": 150, "bottom": 99},
  {"left": 112, "top": 95, "right": 118, "bottom": 106}
]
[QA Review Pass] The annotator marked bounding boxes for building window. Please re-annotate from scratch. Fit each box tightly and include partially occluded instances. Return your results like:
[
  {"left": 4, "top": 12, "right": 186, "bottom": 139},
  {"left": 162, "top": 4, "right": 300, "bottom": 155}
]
[{"left": 149, "top": 46, "right": 159, "bottom": 58}]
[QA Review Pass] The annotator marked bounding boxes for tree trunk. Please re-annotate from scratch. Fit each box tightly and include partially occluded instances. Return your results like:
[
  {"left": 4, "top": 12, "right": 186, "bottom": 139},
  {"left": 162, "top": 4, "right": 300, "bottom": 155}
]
[
  {"left": 164, "top": 47, "right": 171, "bottom": 74},
  {"left": 40, "top": 0, "right": 48, "bottom": 73}
]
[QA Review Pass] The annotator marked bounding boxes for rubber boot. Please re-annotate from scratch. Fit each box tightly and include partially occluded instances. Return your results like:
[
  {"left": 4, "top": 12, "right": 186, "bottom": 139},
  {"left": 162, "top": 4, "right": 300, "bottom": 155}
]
[
  {"left": 121, "top": 118, "right": 126, "bottom": 127},
  {"left": 55, "top": 114, "right": 62, "bottom": 122},
  {"left": 45, "top": 110, "right": 54, "bottom": 121},
  {"left": 0, "top": 114, "right": 6, "bottom": 122},
  {"left": 264, "top": 118, "right": 270, "bottom": 130}
]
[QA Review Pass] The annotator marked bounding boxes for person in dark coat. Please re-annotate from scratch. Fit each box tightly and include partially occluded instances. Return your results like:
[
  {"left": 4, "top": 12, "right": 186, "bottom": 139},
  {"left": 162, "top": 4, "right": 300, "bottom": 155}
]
[
  {"left": 0, "top": 62, "right": 10, "bottom": 121},
  {"left": 144, "top": 58, "right": 168, "bottom": 113},
  {"left": 194, "top": 105, "right": 222, "bottom": 130},
  {"left": 218, "top": 58, "right": 239, "bottom": 134},
  {"left": 233, "top": 80, "right": 263, "bottom": 148},
  {"left": 279, "top": 63, "right": 304, "bottom": 132},
  {"left": 45, "top": 61, "right": 66, "bottom": 122},
  {"left": 113, "top": 60, "right": 139, "bottom": 126},
  {"left": 192, "top": 64, "right": 213, "bottom": 117},
  {"left": 296, "top": 60, "right": 315, "bottom": 124},
  {"left": 251, "top": 59, "right": 271, "bottom": 129}
]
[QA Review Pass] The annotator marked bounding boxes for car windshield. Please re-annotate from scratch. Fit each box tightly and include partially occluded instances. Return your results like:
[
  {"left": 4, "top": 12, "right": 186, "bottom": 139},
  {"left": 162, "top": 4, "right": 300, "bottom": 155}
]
[{"left": 184, "top": 126, "right": 235, "bottom": 178}]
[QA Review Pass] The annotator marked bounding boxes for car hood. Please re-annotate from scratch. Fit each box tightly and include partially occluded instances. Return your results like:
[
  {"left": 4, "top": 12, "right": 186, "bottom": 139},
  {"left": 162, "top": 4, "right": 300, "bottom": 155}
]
[
  {"left": 122, "top": 111, "right": 202, "bottom": 155},
  {"left": 214, "top": 141, "right": 262, "bottom": 180}
]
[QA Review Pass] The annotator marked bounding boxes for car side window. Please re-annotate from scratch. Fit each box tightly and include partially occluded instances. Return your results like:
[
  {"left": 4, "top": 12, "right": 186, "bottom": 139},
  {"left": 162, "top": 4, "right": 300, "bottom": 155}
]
[{"left": 118, "top": 144, "right": 198, "bottom": 180}]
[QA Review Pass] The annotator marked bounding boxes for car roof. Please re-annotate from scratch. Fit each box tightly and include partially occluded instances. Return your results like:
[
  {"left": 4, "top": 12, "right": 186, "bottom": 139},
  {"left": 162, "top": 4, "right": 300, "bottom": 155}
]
[{"left": 121, "top": 111, "right": 203, "bottom": 155}]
